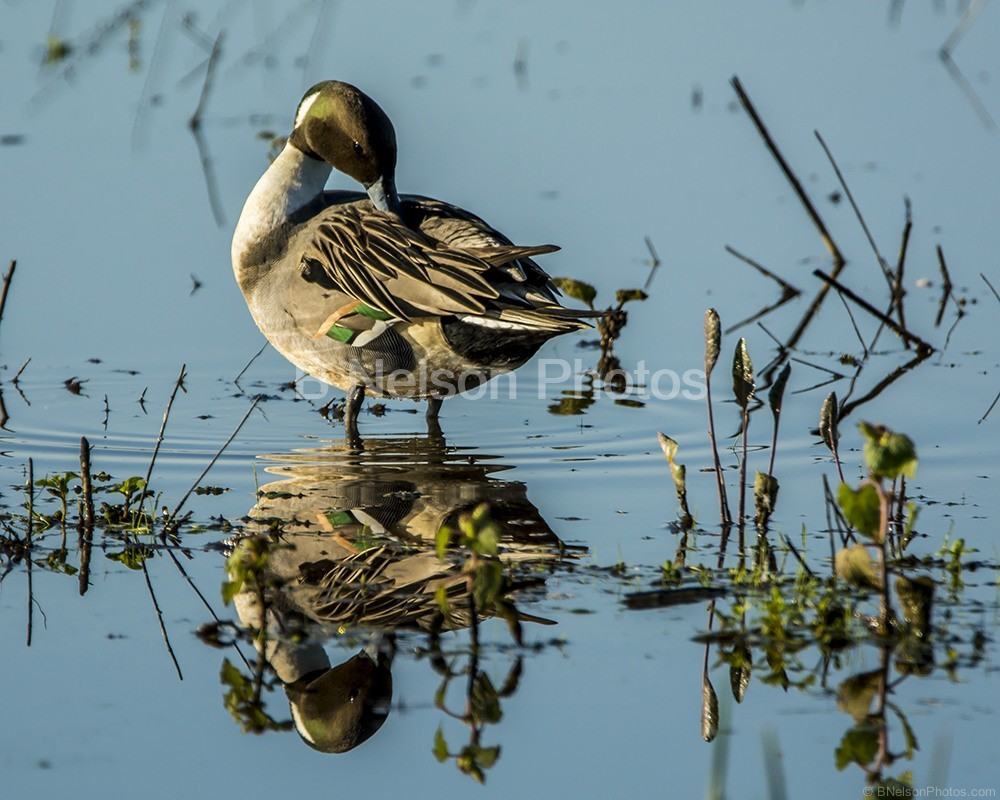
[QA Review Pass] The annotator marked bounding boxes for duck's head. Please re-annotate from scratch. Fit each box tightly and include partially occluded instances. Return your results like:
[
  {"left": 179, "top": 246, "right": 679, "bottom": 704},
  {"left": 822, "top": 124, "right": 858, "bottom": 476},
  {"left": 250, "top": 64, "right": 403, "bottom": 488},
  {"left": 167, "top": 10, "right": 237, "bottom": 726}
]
[{"left": 289, "top": 80, "right": 401, "bottom": 215}]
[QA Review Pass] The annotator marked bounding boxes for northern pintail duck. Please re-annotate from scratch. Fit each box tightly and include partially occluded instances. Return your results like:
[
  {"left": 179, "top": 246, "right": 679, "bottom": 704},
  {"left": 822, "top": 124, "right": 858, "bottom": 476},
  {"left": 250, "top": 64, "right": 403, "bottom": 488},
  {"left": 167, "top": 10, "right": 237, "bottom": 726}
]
[{"left": 231, "top": 80, "right": 592, "bottom": 430}]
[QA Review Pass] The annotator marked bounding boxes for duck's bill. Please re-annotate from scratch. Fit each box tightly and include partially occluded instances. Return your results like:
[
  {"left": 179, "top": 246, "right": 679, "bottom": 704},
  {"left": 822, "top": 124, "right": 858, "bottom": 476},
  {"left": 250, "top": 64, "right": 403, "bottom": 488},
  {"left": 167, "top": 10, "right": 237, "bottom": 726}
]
[{"left": 366, "top": 175, "right": 402, "bottom": 216}]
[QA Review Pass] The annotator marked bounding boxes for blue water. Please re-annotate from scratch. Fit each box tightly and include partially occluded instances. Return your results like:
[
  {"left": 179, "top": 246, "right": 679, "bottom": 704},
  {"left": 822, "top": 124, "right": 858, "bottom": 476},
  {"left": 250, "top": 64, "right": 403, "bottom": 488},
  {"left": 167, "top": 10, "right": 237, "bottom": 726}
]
[{"left": 1, "top": 2, "right": 998, "bottom": 797}]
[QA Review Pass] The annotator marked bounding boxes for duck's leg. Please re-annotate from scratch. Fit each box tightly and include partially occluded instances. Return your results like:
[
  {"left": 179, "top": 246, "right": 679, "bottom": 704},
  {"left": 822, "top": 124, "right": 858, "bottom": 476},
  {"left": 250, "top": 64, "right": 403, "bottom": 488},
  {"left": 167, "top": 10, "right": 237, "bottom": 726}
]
[
  {"left": 344, "top": 384, "right": 365, "bottom": 438},
  {"left": 425, "top": 396, "right": 444, "bottom": 440},
  {"left": 426, "top": 395, "right": 443, "bottom": 420}
]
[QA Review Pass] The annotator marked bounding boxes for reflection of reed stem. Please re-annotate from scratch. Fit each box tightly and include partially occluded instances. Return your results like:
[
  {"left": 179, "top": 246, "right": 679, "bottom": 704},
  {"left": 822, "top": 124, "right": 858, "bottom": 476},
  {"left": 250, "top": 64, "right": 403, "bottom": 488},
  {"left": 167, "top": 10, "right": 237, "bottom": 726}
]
[{"left": 26, "top": 458, "right": 34, "bottom": 647}]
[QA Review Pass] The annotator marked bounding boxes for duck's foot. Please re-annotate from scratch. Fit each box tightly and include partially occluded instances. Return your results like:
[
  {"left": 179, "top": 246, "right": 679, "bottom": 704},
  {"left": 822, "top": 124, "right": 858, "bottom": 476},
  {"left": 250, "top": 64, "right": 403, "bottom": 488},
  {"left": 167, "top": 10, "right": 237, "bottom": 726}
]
[{"left": 344, "top": 384, "right": 365, "bottom": 440}]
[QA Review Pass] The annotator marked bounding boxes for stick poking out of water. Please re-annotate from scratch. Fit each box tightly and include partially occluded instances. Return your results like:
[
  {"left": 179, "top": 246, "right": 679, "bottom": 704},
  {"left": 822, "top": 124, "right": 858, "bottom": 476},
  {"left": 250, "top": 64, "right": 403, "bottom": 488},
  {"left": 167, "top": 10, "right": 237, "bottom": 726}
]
[{"left": 0, "top": 260, "right": 17, "bottom": 330}]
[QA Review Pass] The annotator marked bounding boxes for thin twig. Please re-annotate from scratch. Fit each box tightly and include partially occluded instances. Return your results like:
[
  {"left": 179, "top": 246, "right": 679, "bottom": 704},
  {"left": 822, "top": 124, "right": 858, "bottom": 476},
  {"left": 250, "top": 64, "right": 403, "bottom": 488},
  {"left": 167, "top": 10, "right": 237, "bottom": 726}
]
[
  {"left": 892, "top": 198, "right": 913, "bottom": 344},
  {"left": 0, "top": 260, "right": 16, "bottom": 329},
  {"left": 140, "top": 364, "right": 187, "bottom": 511},
  {"left": 813, "top": 270, "right": 934, "bottom": 353},
  {"left": 12, "top": 357, "right": 30, "bottom": 384},
  {"left": 839, "top": 350, "right": 932, "bottom": 420},
  {"left": 141, "top": 556, "right": 184, "bottom": 680},
  {"left": 643, "top": 235, "right": 661, "bottom": 291},
  {"left": 731, "top": 78, "right": 845, "bottom": 269},
  {"left": 934, "top": 245, "right": 956, "bottom": 328},
  {"left": 163, "top": 395, "right": 262, "bottom": 532},
  {"left": 777, "top": 530, "right": 815, "bottom": 579},
  {"left": 730, "top": 77, "right": 848, "bottom": 382},
  {"left": 165, "top": 547, "right": 251, "bottom": 669},
  {"left": 234, "top": 342, "right": 268, "bottom": 386},
  {"left": 941, "top": 0, "right": 988, "bottom": 57},
  {"left": 724, "top": 246, "right": 801, "bottom": 295},
  {"left": 814, "top": 131, "right": 893, "bottom": 290},
  {"left": 982, "top": 272, "right": 1000, "bottom": 304},
  {"left": 836, "top": 291, "right": 869, "bottom": 357}
]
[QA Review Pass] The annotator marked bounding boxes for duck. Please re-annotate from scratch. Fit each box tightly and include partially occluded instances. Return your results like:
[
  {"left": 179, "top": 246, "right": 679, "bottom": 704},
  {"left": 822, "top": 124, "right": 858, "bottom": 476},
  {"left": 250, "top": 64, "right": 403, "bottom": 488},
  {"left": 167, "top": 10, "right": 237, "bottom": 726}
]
[{"left": 231, "top": 80, "right": 593, "bottom": 432}]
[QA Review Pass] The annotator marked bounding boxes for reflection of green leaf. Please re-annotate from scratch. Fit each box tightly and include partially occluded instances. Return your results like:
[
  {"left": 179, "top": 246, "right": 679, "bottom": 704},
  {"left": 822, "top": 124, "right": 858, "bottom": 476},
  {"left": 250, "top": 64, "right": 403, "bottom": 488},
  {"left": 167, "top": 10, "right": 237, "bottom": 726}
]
[
  {"left": 838, "top": 482, "right": 882, "bottom": 540},
  {"left": 106, "top": 545, "right": 154, "bottom": 570},
  {"left": 895, "top": 576, "right": 934, "bottom": 636},
  {"left": 551, "top": 277, "right": 597, "bottom": 309},
  {"left": 471, "top": 673, "right": 503, "bottom": 725},
  {"left": 858, "top": 422, "right": 918, "bottom": 480},
  {"left": 433, "top": 727, "right": 449, "bottom": 762},
  {"left": 835, "top": 669, "right": 882, "bottom": 723},
  {"left": 473, "top": 559, "right": 504, "bottom": 609},
  {"left": 834, "top": 723, "right": 880, "bottom": 770},
  {"left": 615, "top": 288, "right": 648, "bottom": 306},
  {"left": 819, "top": 392, "right": 839, "bottom": 453},
  {"left": 729, "top": 641, "right": 752, "bottom": 704},
  {"left": 702, "top": 674, "right": 719, "bottom": 742},
  {"left": 547, "top": 391, "right": 595, "bottom": 415},
  {"left": 753, "top": 471, "right": 779, "bottom": 530},
  {"left": 731, "top": 338, "right": 755, "bottom": 408},
  {"left": 834, "top": 544, "right": 881, "bottom": 589},
  {"left": 768, "top": 362, "right": 791, "bottom": 418}
]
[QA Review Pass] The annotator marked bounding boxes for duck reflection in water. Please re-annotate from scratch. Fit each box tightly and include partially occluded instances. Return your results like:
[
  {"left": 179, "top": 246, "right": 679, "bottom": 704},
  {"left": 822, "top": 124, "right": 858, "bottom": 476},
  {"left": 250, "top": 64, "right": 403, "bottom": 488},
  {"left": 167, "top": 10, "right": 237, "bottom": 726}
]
[{"left": 224, "top": 431, "right": 581, "bottom": 753}]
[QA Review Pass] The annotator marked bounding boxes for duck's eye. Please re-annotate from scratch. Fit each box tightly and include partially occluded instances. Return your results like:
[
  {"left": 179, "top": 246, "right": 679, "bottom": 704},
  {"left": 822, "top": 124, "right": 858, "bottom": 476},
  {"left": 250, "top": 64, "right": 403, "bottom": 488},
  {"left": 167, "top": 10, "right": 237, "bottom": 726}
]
[{"left": 353, "top": 141, "right": 364, "bottom": 156}]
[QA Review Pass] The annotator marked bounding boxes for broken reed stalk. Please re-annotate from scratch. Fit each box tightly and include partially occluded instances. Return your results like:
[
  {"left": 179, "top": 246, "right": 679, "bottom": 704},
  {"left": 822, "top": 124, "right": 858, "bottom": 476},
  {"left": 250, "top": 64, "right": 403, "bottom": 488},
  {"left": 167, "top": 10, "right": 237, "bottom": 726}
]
[
  {"left": 0, "top": 260, "right": 16, "bottom": 330},
  {"left": 730, "top": 77, "right": 847, "bottom": 381},
  {"left": 78, "top": 437, "right": 95, "bottom": 596},
  {"left": 730, "top": 78, "right": 845, "bottom": 268},
  {"left": 163, "top": 394, "right": 261, "bottom": 533},
  {"left": 812, "top": 270, "right": 934, "bottom": 354},
  {"left": 26, "top": 457, "right": 34, "bottom": 647}
]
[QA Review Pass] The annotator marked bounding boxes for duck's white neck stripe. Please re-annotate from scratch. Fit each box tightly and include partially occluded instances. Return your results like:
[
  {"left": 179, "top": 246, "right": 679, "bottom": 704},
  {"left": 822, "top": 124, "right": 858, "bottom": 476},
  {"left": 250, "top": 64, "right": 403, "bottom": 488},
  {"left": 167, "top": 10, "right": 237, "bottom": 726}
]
[
  {"left": 232, "top": 143, "right": 331, "bottom": 266},
  {"left": 294, "top": 91, "right": 321, "bottom": 129}
]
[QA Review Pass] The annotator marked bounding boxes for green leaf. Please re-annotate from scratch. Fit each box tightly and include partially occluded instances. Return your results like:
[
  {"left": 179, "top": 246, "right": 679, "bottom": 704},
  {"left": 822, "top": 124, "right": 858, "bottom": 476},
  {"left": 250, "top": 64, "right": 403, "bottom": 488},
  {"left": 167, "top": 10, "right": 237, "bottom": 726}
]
[
  {"left": 753, "top": 471, "right": 779, "bottom": 530},
  {"left": 657, "top": 433, "right": 692, "bottom": 529},
  {"left": 551, "top": 277, "right": 597, "bottom": 309},
  {"left": 731, "top": 338, "right": 755, "bottom": 408},
  {"left": 834, "top": 544, "right": 881, "bottom": 589},
  {"left": 704, "top": 308, "right": 721, "bottom": 375},
  {"left": 834, "top": 724, "right": 880, "bottom": 770},
  {"left": 473, "top": 559, "right": 504, "bottom": 609},
  {"left": 859, "top": 423, "right": 918, "bottom": 480},
  {"left": 432, "top": 727, "right": 449, "bottom": 762},
  {"left": 838, "top": 482, "right": 882, "bottom": 540},
  {"left": 819, "top": 392, "right": 839, "bottom": 454},
  {"left": 615, "top": 288, "right": 648, "bottom": 306}
]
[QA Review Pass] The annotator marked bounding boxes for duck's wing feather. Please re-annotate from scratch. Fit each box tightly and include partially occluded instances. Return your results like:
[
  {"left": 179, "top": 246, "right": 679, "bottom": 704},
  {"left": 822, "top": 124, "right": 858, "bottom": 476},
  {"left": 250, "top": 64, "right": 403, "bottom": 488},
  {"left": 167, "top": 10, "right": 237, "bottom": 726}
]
[{"left": 300, "top": 201, "right": 560, "bottom": 322}]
